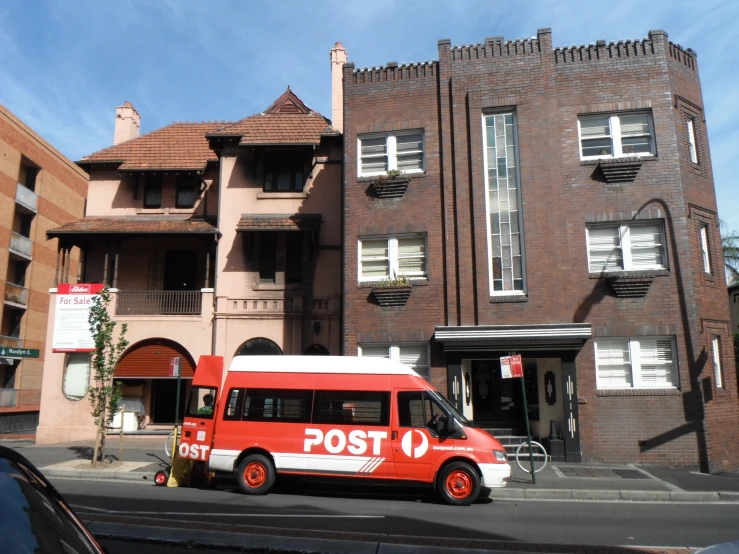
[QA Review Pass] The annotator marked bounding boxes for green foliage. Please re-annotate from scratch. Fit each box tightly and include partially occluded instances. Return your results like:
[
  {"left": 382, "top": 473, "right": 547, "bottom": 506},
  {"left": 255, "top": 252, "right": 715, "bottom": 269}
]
[
  {"left": 87, "top": 286, "right": 128, "bottom": 465},
  {"left": 720, "top": 220, "right": 739, "bottom": 285},
  {"left": 385, "top": 169, "right": 403, "bottom": 179},
  {"left": 374, "top": 274, "right": 410, "bottom": 287}
]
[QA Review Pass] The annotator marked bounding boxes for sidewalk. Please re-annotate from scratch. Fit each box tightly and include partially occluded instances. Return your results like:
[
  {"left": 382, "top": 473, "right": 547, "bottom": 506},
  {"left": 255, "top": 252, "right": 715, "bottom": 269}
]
[{"left": 3, "top": 437, "right": 739, "bottom": 501}]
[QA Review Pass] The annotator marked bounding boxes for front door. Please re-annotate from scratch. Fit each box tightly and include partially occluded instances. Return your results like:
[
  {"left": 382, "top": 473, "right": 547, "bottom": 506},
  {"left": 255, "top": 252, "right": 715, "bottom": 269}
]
[
  {"left": 470, "top": 359, "right": 524, "bottom": 426},
  {"left": 151, "top": 379, "right": 188, "bottom": 423},
  {"left": 164, "top": 250, "right": 198, "bottom": 291}
]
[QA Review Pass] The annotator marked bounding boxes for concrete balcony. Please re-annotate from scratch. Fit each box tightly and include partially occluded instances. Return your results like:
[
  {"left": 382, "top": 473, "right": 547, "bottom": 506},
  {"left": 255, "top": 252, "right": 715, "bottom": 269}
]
[
  {"left": 15, "top": 182, "right": 38, "bottom": 213},
  {"left": 9, "top": 232, "right": 33, "bottom": 260},
  {"left": 0, "top": 335, "right": 23, "bottom": 349},
  {"left": 4, "top": 282, "right": 28, "bottom": 307}
]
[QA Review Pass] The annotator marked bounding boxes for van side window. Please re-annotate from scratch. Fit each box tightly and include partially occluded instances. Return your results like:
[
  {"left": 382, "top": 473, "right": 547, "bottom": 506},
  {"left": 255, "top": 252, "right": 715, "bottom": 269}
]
[
  {"left": 243, "top": 389, "right": 312, "bottom": 423},
  {"left": 398, "top": 391, "right": 445, "bottom": 433},
  {"left": 223, "top": 388, "right": 244, "bottom": 421},
  {"left": 313, "top": 391, "right": 390, "bottom": 426}
]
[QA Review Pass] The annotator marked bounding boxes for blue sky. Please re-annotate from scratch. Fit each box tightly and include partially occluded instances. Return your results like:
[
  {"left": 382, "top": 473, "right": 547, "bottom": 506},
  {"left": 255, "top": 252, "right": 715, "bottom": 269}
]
[{"left": 1, "top": 0, "right": 737, "bottom": 232}]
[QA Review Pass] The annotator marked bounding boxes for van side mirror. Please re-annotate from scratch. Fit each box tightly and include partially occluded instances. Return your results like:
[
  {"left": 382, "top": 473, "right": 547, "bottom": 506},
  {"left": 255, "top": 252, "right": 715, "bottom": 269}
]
[{"left": 436, "top": 415, "right": 450, "bottom": 435}]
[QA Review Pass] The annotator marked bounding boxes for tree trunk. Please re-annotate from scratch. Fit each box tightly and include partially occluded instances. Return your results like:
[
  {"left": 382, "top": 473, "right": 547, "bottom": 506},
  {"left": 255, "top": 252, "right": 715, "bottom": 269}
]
[
  {"left": 92, "top": 427, "right": 102, "bottom": 468},
  {"left": 99, "top": 408, "right": 107, "bottom": 464}
]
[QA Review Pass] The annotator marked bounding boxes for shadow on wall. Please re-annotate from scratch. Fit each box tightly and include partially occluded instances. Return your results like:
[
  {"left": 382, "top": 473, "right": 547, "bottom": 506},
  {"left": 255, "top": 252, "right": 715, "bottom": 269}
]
[{"left": 572, "top": 198, "right": 710, "bottom": 472}]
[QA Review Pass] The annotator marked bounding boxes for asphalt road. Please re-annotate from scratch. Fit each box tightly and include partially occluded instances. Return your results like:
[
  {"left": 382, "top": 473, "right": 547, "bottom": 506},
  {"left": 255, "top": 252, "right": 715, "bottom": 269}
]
[{"left": 50, "top": 476, "right": 739, "bottom": 549}]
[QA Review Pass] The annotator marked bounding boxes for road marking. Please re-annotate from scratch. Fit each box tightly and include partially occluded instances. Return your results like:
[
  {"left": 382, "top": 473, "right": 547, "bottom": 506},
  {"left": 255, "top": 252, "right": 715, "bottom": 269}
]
[{"left": 73, "top": 505, "right": 384, "bottom": 518}]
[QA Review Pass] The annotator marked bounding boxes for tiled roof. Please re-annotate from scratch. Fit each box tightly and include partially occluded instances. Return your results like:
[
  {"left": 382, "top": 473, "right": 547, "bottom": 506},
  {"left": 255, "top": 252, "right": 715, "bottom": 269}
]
[
  {"left": 78, "top": 122, "right": 227, "bottom": 171},
  {"left": 47, "top": 217, "right": 219, "bottom": 237},
  {"left": 236, "top": 214, "right": 323, "bottom": 231},
  {"left": 210, "top": 113, "right": 339, "bottom": 145}
]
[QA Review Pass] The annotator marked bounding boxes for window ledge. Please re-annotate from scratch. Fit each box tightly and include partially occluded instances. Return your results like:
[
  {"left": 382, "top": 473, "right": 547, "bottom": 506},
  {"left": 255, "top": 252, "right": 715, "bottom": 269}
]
[
  {"left": 171, "top": 208, "right": 196, "bottom": 214},
  {"left": 589, "top": 269, "right": 669, "bottom": 280},
  {"left": 371, "top": 285, "right": 412, "bottom": 307},
  {"left": 136, "top": 208, "right": 166, "bottom": 214},
  {"left": 580, "top": 155, "right": 657, "bottom": 167},
  {"left": 252, "top": 283, "right": 307, "bottom": 291},
  {"left": 359, "top": 279, "right": 428, "bottom": 289},
  {"left": 357, "top": 171, "right": 426, "bottom": 184},
  {"left": 257, "top": 192, "right": 308, "bottom": 199},
  {"left": 597, "top": 388, "right": 681, "bottom": 397},
  {"left": 490, "top": 294, "right": 529, "bottom": 304}
]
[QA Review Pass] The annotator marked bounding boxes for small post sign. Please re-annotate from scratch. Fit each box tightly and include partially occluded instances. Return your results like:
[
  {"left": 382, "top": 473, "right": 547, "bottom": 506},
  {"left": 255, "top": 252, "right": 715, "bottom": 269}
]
[
  {"left": 0, "top": 347, "right": 40, "bottom": 359},
  {"left": 500, "top": 353, "right": 537, "bottom": 483},
  {"left": 170, "top": 356, "right": 181, "bottom": 377}
]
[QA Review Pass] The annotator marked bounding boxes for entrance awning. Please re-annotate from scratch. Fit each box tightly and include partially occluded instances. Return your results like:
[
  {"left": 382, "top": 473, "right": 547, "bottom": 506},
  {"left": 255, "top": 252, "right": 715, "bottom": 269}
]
[{"left": 434, "top": 323, "right": 592, "bottom": 352}]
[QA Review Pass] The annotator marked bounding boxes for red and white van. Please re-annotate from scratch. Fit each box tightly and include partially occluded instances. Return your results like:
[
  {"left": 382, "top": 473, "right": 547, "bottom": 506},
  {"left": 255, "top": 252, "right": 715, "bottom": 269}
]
[{"left": 179, "top": 355, "right": 510, "bottom": 505}]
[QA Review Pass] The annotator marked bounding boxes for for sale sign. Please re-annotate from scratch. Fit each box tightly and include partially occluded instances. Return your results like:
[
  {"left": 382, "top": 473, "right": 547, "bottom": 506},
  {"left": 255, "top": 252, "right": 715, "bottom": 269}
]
[
  {"left": 52, "top": 284, "right": 105, "bottom": 353},
  {"left": 500, "top": 354, "right": 524, "bottom": 379}
]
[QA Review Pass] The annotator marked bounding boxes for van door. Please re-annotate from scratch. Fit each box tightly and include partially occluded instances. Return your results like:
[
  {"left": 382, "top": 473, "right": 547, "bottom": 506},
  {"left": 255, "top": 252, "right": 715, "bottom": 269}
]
[
  {"left": 391, "top": 390, "right": 450, "bottom": 481},
  {"left": 180, "top": 356, "right": 223, "bottom": 463}
]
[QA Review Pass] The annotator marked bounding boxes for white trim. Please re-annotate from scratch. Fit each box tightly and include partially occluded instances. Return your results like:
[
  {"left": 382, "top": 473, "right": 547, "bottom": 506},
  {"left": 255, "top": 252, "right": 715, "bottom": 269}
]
[
  {"left": 586, "top": 221, "right": 667, "bottom": 272},
  {"left": 358, "top": 130, "right": 425, "bottom": 177},
  {"left": 478, "top": 462, "right": 511, "bottom": 488},
  {"left": 228, "top": 355, "right": 420, "bottom": 376},
  {"left": 358, "top": 342, "right": 430, "bottom": 379},
  {"left": 578, "top": 111, "right": 656, "bottom": 161},
  {"left": 594, "top": 337, "right": 678, "bottom": 390},
  {"left": 435, "top": 324, "right": 592, "bottom": 341},
  {"left": 208, "top": 449, "right": 240, "bottom": 472},
  {"left": 712, "top": 336, "right": 723, "bottom": 389},
  {"left": 358, "top": 235, "right": 427, "bottom": 282}
]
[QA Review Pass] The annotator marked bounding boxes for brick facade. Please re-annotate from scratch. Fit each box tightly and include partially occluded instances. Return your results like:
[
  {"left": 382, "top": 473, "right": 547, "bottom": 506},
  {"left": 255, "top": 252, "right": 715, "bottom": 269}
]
[{"left": 342, "top": 29, "right": 739, "bottom": 471}]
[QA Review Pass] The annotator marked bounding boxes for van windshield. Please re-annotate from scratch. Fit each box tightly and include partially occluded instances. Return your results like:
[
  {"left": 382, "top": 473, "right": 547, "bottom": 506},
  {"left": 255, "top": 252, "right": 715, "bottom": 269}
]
[{"left": 428, "top": 390, "right": 472, "bottom": 426}]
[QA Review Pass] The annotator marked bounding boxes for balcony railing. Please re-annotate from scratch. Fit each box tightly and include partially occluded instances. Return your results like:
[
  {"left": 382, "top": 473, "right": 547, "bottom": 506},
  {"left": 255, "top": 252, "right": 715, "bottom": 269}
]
[
  {"left": 116, "top": 291, "right": 202, "bottom": 315},
  {"left": 15, "top": 182, "right": 38, "bottom": 213},
  {"left": 0, "top": 335, "right": 23, "bottom": 349},
  {"left": 0, "top": 389, "right": 18, "bottom": 408},
  {"left": 4, "top": 282, "right": 28, "bottom": 306},
  {"left": 10, "top": 232, "right": 33, "bottom": 258}
]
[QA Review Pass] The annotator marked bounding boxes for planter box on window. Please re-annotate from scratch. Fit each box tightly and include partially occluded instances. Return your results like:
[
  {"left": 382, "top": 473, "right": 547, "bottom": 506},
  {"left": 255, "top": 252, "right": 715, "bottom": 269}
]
[
  {"left": 606, "top": 272, "right": 655, "bottom": 298},
  {"left": 371, "top": 285, "right": 412, "bottom": 307},
  {"left": 370, "top": 177, "right": 410, "bottom": 199},
  {"left": 597, "top": 157, "right": 644, "bottom": 183}
]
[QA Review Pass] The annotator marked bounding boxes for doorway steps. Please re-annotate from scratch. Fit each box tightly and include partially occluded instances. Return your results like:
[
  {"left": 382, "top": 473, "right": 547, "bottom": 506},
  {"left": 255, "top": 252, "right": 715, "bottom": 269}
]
[{"left": 482, "top": 428, "right": 532, "bottom": 459}]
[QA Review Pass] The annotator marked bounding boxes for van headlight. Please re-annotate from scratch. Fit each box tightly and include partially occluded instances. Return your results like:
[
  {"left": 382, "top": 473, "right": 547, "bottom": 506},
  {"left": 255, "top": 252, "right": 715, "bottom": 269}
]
[{"left": 493, "top": 450, "right": 507, "bottom": 461}]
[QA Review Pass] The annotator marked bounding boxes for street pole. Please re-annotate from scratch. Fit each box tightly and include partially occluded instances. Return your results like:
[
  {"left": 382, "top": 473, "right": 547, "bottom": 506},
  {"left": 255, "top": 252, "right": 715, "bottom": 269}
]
[
  {"left": 520, "top": 374, "right": 536, "bottom": 484},
  {"left": 172, "top": 356, "right": 182, "bottom": 465}
]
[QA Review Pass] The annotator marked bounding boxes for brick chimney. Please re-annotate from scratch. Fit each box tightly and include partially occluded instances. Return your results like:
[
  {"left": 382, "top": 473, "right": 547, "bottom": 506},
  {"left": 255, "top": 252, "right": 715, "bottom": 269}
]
[
  {"left": 113, "top": 101, "right": 141, "bottom": 145},
  {"left": 329, "top": 42, "right": 347, "bottom": 133}
]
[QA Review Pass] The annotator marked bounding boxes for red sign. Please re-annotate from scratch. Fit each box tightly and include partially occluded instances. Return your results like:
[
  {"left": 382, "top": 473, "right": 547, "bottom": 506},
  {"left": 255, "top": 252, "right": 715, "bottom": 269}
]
[
  {"left": 170, "top": 356, "right": 181, "bottom": 377},
  {"left": 500, "top": 355, "right": 524, "bottom": 379}
]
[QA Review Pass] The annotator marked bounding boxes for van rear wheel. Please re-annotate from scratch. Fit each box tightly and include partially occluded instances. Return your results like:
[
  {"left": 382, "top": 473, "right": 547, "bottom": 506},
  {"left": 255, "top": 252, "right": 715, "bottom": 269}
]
[
  {"left": 236, "top": 454, "right": 275, "bottom": 495},
  {"left": 438, "top": 462, "right": 480, "bottom": 506}
]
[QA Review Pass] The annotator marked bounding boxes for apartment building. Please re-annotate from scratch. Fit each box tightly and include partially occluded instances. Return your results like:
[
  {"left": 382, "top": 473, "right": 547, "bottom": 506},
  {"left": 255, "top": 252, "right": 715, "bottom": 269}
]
[
  {"left": 341, "top": 29, "right": 739, "bottom": 471},
  {"left": 36, "top": 85, "right": 342, "bottom": 443},
  {"left": 0, "top": 104, "right": 88, "bottom": 433}
]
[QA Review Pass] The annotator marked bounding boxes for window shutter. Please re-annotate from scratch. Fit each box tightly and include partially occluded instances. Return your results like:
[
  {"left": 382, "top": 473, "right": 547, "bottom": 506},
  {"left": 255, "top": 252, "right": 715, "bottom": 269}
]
[
  {"left": 395, "top": 133, "right": 424, "bottom": 171},
  {"left": 63, "top": 353, "right": 91, "bottom": 401},
  {"left": 399, "top": 344, "right": 429, "bottom": 379},
  {"left": 588, "top": 227, "right": 623, "bottom": 271},
  {"left": 397, "top": 237, "right": 426, "bottom": 277},
  {"left": 638, "top": 339, "right": 676, "bottom": 387},
  {"left": 360, "top": 344, "right": 390, "bottom": 358},
  {"left": 629, "top": 224, "right": 664, "bottom": 269},
  {"left": 595, "top": 340, "right": 632, "bottom": 388}
]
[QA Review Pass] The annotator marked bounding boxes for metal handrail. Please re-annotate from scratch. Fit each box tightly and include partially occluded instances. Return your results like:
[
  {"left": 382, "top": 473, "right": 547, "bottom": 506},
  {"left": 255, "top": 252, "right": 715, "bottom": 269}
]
[{"left": 116, "top": 290, "right": 202, "bottom": 315}]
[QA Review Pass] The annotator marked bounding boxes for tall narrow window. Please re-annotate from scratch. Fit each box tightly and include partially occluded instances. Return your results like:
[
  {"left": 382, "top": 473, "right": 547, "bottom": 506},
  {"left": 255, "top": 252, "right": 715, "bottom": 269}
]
[
  {"left": 700, "top": 224, "right": 712, "bottom": 274},
  {"left": 686, "top": 119, "right": 698, "bottom": 164},
  {"left": 144, "top": 175, "right": 162, "bottom": 208},
  {"left": 484, "top": 112, "right": 523, "bottom": 294},
  {"left": 285, "top": 233, "right": 303, "bottom": 283},
  {"left": 712, "top": 336, "right": 723, "bottom": 389},
  {"left": 176, "top": 175, "right": 196, "bottom": 208},
  {"left": 259, "top": 233, "right": 277, "bottom": 283}
]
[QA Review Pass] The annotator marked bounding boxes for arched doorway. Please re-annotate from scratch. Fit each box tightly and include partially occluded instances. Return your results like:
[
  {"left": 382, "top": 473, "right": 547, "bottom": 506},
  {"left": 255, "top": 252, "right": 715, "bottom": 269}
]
[
  {"left": 304, "top": 344, "right": 329, "bottom": 355},
  {"left": 234, "top": 338, "right": 283, "bottom": 356},
  {"left": 115, "top": 339, "right": 195, "bottom": 424}
]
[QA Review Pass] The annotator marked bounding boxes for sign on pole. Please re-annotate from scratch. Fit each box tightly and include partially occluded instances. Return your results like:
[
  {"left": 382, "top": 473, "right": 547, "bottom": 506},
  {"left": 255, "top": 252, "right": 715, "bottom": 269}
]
[
  {"left": 500, "top": 355, "right": 524, "bottom": 379},
  {"left": 52, "top": 284, "right": 106, "bottom": 353},
  {"left": 0, "top": 347, "right": 40, "bottom": 359},
  {"left": 170, "top": 356, "right": 181, "bottom": 377}
]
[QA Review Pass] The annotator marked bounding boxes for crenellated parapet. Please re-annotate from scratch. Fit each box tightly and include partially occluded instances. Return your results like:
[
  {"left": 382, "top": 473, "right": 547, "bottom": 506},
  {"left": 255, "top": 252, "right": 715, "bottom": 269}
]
[
  {"left": 668, "top": 40, "right": 696, "bottom": 70},
  {"left": 554, "top": 37, "right": 655, "bottom": 63},
  {"left": 346, "top": 61, "right": 438, "bottom": 85}
]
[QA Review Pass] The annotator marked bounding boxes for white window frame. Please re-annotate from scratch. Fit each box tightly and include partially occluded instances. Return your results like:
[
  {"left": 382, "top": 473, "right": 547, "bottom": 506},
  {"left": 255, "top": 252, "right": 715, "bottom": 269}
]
[
  {"left": 358, "top": 342, "right": 430, "bottom": 379},
  {"left": 700, "top": 224, "right": 712, "bottom": 274},
  {"left": 357, "top": 131, "right": 425, "bottom": 177},
  {"left": 586, "top": 222, "right": 667, "bottom": 273},
  {"left": 577, "top": 111, "right": 656, "bottom": 160},
  {"left": 358, "top": 235, "right": 427, "bottom": 282},
  {"left": 594, "top": 337, "right": 679, "bottom": 390},
  {"left": 686, "top": 118, "right": 698, "bottom": 164},
  {"left": 712, "top": 336, "right": 723, "bottom": 389}
]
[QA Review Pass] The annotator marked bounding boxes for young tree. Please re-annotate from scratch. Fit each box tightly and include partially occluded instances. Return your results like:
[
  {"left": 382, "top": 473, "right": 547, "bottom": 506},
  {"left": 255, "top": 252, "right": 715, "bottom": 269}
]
[
  {"left": 720, "top": 220, "right": 739, "bottom": 285},
  {"left": 88, "top": 286, "right": 128, "bottom": 467}
]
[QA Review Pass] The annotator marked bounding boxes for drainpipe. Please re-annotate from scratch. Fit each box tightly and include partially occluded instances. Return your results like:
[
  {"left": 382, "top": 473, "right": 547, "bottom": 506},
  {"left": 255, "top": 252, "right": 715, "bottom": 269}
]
[{"left": 210, "top": 156, "right": 223, "bottom": 356}]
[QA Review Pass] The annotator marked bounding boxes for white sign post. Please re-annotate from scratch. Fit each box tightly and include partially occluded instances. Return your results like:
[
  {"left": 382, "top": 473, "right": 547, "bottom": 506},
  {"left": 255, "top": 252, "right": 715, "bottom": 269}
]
[{"left": 52, "top": 284, "right": 105, "bottom": 353}]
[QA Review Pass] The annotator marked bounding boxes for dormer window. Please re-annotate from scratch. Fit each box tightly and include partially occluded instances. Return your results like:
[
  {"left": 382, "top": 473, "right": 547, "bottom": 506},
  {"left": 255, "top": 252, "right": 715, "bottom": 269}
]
[{"left": 263, "top": 151, "right": 306, "bottom": 192}]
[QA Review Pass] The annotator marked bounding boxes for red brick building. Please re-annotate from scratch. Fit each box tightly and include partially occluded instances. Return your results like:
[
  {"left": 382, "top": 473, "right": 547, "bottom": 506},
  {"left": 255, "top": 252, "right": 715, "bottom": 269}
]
[{"left": 341, "top": 29, "right": 739, "bottom": 471}]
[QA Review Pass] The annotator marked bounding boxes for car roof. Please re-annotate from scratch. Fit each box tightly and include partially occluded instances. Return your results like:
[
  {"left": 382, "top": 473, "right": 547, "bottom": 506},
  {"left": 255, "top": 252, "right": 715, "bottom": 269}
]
[{"left": 228, "top": 355, "right": 421, "bottom": 376}]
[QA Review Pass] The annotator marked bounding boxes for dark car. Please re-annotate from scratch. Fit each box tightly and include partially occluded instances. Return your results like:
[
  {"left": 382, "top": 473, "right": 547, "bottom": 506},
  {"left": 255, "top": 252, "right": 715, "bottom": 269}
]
[{"left": 0, "top": 445, "right": 106, "bottom": 553}]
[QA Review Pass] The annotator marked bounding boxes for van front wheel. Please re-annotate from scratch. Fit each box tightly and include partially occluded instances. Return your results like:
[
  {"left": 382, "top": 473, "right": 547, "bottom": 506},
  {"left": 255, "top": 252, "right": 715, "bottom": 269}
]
[
  {"left": 236, "top": 454, "right": 275, "bottom": 495},
  {"left": 438, "top": 462, "right": 480, "bottom": 506}
]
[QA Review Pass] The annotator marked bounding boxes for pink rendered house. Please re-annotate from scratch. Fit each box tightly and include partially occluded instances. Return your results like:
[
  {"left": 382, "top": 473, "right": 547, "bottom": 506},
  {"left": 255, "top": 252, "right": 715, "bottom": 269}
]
[{"left": 36, "top": 44, "right": 347, "bottom": 442}]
